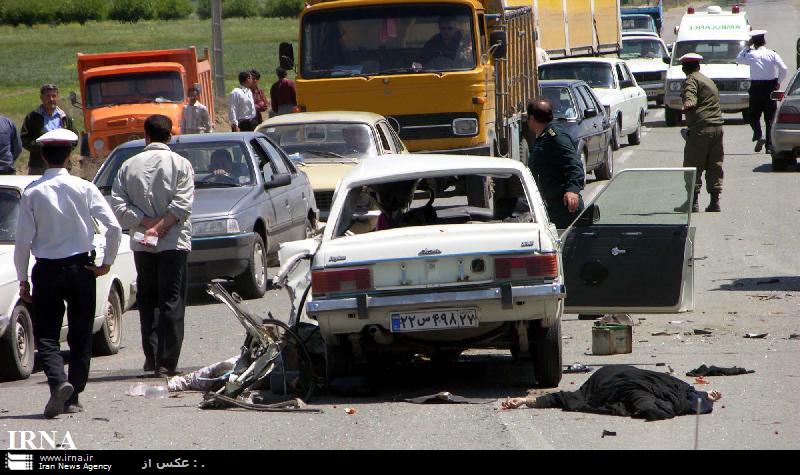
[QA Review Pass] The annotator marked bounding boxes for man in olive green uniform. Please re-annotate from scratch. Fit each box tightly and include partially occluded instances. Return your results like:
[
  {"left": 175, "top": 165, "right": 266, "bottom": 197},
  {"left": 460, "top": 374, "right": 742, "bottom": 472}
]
[
  {"left": 680, "top": 53, "right": 724, "bottom": 212},
  {"left": 526, "top": 98, "right": 585, "bottom": 228}
]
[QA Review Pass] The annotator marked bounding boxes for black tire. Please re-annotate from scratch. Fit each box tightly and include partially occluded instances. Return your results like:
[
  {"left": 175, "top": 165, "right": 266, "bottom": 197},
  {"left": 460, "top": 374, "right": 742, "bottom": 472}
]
[
  {"left": 771, "top": 151, "right": 794, "bottom": 172},
  {"left": 594, "top": 141, "right": 614, "bottom": 180},
  {"left": 234, "top": 233, "right": 268, "bottom": 299},
  {"left": 0, "top": 303, "right": 35, "bottom": 381},
  {"left": 611, "top": 119, "right": 621, "bottom": 150},
  {"left": 665, "top": 107, "right": 681, "bottom": 127},
  {"left": 627, "top": 113, "right": 643, "bottom": 145},
  {"left": 530, "top": 320, "right": 563, "bottom": 388},
  {"left": 92, "top": 287, "right": 123, "bottom": 356},
  {"left": 741, "top": 108, "right": 751, "bottom": 124}
]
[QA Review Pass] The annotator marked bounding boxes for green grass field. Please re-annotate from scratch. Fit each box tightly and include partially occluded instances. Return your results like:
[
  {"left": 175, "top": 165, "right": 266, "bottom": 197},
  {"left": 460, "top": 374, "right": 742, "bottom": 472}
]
[{"left": 0, "top": 16, "right": 297, "bottom": 171}]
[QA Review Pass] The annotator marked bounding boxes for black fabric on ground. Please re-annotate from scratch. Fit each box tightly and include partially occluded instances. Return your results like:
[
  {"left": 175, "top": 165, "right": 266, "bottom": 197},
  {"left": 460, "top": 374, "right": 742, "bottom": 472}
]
[
  {"left": 534, "top": 365, "right": 714, "bottom": 421},
  {"left": 685, "top": 364, "right": 755, "bottom": 377}
]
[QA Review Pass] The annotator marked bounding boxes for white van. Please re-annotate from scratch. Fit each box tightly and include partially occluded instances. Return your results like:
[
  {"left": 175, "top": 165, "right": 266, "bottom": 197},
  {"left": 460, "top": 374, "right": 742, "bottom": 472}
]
[{"left": 663, "top": 5, "right": 751, "bottom": 126}]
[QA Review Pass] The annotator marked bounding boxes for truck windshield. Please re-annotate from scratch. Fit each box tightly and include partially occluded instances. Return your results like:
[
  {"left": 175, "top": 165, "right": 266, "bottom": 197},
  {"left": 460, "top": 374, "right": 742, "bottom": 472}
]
[
  {"left": 301, "top": 4, "right": 476, "bottom": 78},
  {"left": 621, "top": 38, "right": 667, "bottom": 59},
  {"left": 671, "top": 40, "right": 747, "bottom": 65},
  {"left": 86, "top": 71, "right": 184, "bottom": 108},
  {"left": 622, "top": 15, "right": 655, "bottom": 32},
  {"left": 259, "top": 123, "right": 378, "bottom": 162},
  {"left": 0, "top": 188, "right": 21, "bottom": 243},
  {"left": 539, "top": 63, "right": 615, "bottom": 89}
]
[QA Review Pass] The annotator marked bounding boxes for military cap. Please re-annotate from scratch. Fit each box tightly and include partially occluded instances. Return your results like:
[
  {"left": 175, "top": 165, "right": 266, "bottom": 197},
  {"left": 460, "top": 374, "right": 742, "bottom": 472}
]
[{"left": 749, "top": 30, "right": 767, "bottom": 38}]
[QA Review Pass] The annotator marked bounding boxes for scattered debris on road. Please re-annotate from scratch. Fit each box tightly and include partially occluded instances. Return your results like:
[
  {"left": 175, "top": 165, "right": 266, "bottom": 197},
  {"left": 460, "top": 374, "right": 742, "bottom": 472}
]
[
  {"left": 686, "top": 365, "right": 755, "bottom": 377},
  {"left": 693, "top": 376, "right": 710, "bottom": 385},
  {"left": 693, "top": 329, "right": 713, "bottom": 335},
  {"left": 601, "top": 430, "right": 617, "bottom": 438},
  {"left": 788, "top": 334, "right": 800, "bottom": 340},
  {"left": 564, "top": 363, "right": 593, "bottom": 374},
  {"left": 651, "top": 331, "right": 679, "bottom": 336},
  {"left": 405, "top": 391, "right": 495, "bottom": 404},
  {"left": 344, "top": 407, "right": 356, "bottom": 415},
  {"left": 744, "top": 333, "right": 769, "bottom": 339}
]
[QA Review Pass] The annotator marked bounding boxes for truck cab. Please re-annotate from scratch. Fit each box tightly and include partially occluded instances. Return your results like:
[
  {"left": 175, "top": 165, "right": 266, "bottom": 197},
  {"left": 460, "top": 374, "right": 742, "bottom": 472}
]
[{"left": 663, "top": 5, "right": 751, "bottom": 126}]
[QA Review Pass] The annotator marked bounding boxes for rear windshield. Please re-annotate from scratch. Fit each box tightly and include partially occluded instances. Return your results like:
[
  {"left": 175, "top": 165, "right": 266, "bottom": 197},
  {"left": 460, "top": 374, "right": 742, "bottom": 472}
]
[
  {"left": 540, "top": 62, "right": 615, "bottom": 89},
  {"left": 331, "top": 173, "right": 534, "bottom": 238}
]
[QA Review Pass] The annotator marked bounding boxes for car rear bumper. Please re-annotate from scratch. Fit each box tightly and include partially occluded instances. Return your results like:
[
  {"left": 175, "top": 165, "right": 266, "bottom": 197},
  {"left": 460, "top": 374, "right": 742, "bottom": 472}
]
[
  {"left": 308, "top": 282, "right": 565, "bottom": 335},
  {"left": 188, "top": 232, "right": 256, "bottom": 282},
  {"left": 771, "top": 127, "right": 800, "bottom": 154}
]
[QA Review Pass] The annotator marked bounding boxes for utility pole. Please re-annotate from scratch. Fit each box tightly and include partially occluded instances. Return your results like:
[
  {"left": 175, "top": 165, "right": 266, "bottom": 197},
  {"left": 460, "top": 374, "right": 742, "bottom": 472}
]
[{"left": 211, "top": 0, "right": 225, "bottom": 99}]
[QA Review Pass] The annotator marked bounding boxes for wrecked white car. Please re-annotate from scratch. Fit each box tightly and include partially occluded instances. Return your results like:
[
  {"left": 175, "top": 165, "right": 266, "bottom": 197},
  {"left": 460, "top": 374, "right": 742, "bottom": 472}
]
[{"left": 276, "top": 156, "right": 697, "bottom": 387}]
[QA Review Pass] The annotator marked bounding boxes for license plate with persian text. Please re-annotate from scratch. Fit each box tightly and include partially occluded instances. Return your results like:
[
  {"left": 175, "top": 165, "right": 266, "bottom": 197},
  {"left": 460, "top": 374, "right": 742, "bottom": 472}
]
[{"left": 389, "top": 308, "right": 478, "bottom": 333}]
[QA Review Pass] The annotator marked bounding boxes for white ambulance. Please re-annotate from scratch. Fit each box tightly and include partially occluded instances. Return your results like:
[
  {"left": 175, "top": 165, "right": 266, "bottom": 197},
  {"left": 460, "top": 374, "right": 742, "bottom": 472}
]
[{"left": 663, "top": 5, "right": 751, "bottom": 126}]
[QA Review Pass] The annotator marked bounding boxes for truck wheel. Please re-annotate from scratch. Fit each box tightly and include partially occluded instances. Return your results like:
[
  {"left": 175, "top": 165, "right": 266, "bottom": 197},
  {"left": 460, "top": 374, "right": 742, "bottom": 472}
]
[
  {"left": 529, "top": 320, "right": 562, "bottom": 388},
  {"left": 772, "top": 151, "right": 795, "bottom": 172},
  {"left": 741, "top": 108, "right": 752, "bottom": 124},
  {"left": 92, "top": 287, "right": 123, "bottom": 356},
  {"left": 611, "top": 120, "right": 621, "bottom": 150},
  {"left": 0, "top": 303, "right": 34, "bottom": 381},
  {"left": 234, "top": 233, "right": 268, "bottom": 299},
  {"left": 664, "top": 107, "right": 681, "bottom": 127},
  {"left": 594, "top": 141, "right": 614, "bottom": 180},
  {"left": 627, "top": 113, "right": 643, "bottom": 145}
]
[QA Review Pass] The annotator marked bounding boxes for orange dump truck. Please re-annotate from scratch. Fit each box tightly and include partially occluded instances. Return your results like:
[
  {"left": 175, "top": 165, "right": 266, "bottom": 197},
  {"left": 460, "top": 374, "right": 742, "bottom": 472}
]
[{"left": 73, "top": 47, "right": 215, "bottom": 158}]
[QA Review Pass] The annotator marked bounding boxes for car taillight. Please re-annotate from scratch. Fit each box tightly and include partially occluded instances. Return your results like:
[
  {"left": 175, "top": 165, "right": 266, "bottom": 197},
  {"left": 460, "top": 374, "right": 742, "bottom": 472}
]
[
  {"left": 494, "top": 254, "right": 558, "bottom": 280},
  {"left": 311, "top": 267, "right": 373, "bottom": 296},
  {"left": 687, "top": 6, "right": 695, "bottom": 14},
  {"left": 732, "top": 5, "right": 740, "bottom": 13},
  {"left": 777, "top": 106, "right": 800, "bottom": 124}
]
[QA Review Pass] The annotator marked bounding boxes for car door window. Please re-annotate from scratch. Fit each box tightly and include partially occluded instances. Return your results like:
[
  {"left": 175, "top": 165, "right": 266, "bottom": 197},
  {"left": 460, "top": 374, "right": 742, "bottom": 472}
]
[
  {"left": 615, "top": 64, "right": 627, "bottom": 86},
  {"left": 378, "top": 122, "right": 402, "bottom": 153},
  {"left": 388, "top": 125, "right": 406, "bottom": 152},
  {"left": 573, "top": 87, "right": 589, "bottom": 113},
  {"left": 623, "top": 64, "right": 637, "bottom": 87},
  {"left": 576, "top": 87, "right": 598, "bottom": 115},
  {"left": 585, "top": 87, "right": 605, "bottom": 115},
  {"left": 375, "top": 124, "right": 393, "bottom": 154},
  {"left": 256, "top": 138, "right": 289, "bottom": 173},
  {"left": 251, "top": 139, "right": 284, "bottom": 181}
]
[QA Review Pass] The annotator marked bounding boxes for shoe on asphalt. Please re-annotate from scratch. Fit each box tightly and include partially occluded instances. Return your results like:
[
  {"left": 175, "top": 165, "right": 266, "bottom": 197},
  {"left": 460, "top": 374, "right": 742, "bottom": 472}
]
[
  {"left": 705, "top": 193, "right": 721, "bottom": 212},
  {"left": 44, "top": 382, "right": 74, "bottom": 419},
  {"left": 156, "top": 367, "right": 182, "bottom": 377},
  {"left": 765, "top": 144, "right": 773, "bottom": 154},
  {"left": 143, "top": 361, "right": 155, "bottom": 372},
  {"left": 64, "top": 400, "right": 84, "bottom": 414},
  {"left": 755, "top": 139, "right": 765, "bottom": 152}
]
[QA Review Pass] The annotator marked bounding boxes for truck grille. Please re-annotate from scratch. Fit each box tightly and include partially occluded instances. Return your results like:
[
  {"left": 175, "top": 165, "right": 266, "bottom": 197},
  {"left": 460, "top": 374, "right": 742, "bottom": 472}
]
[
  {"left": 314, "top": 191, "right": 334, "bottom": 212},
  {"left": 387, "top": 112, "right": 478, "bottom": 141},
  {"left": 713, "top": 80, "right": 740, "bottom": 92},
  {"left": 107, "top": 133, "right": 142, "bottom": 152},
  {"left": 633, "top": 71, "right": 663, "bottom": 83}
]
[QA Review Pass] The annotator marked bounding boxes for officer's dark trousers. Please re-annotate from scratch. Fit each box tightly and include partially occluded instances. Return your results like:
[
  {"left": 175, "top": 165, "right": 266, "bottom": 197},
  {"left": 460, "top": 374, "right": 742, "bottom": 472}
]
[
  {"left": 134, "top": 250, "right": 188, "bottom": 372},
  {"left": 546, "top": 194, "right": 585, "bottom": 230},
  {"left": 31, "top": 253, "right": 95, "bottom": 398},
  {"left": 748, "top": 79, "right": 778, "bottom": 145},
  {"left": 683, "top": 126, "right": 724, "bottom": 194}
]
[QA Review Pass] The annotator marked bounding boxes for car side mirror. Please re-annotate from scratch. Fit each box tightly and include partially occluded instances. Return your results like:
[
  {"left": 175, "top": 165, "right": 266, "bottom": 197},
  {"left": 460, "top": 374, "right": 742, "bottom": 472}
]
[
  {"left": 264, "top": 172, "right": 291, "bottom": 189},
  {"left": 279, "top": 42, "right": 295, "bottom": 71},
  {"left": 620, "top": 80, "right": 634, "bottom": 89},
  {"left": 489, "top": 31, "right": 507, "bottom": 59},
  {"left": 574, "top": 203, "right": 600, "bottom": 227},
  {"left": 662, "top": 56, "right": 671, "bottom": 65},
  {"left": 770, "top": 90, "right": 785, "bottom": 101},
  {"left": 584, "top": 108, "right": 598, "bottom": 118}
]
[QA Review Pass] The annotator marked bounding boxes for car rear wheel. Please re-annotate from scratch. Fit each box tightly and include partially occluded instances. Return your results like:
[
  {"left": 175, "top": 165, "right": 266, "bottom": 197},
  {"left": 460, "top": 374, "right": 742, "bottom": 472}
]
[
  {"left": 771, "top": 151, "right": 795, "bottom": 172},
  {"left": 665, "top": 107, "right": 681, "bottom": 127},
  {"left": 529, "top": 320, "right": 562, "bottom": 388},
  {"left": 0, "top": 303, "right": 34, "bottom": 381},
  {"left": 92, "top": 287, "right": 123, "bottom": 356},
  {"left": 627, "top": 113, "right": 643, "bottom": 145},
  {"left": 594, "top": 141, "right": 614, "bottom": 180},
  {"left": 234, "top": 233, "right": 268, "bottom": 299}
]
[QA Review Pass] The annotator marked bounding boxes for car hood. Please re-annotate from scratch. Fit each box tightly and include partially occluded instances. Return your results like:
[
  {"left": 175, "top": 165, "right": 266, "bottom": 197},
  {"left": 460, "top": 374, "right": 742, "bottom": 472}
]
[
  {"left": 191, "top": 186, "right": 256, "bottom": 221},
  {"left": 666, "top": 64, "right": 751, "bottom": 81},
  {"left": 298, "top": 163, "right": 358, "bottom": 191},
  {"left": 625, "top": 58, "right": 668, "bottom": 74},
  {"left": 592, "top": 88, "right": 624, "bottom": 106}
]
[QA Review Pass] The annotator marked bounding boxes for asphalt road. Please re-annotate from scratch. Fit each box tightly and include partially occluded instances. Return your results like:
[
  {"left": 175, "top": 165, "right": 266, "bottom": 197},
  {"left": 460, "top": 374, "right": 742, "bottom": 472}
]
[{"left": 1, "top": 0, "right": 799, "bottom": 451}]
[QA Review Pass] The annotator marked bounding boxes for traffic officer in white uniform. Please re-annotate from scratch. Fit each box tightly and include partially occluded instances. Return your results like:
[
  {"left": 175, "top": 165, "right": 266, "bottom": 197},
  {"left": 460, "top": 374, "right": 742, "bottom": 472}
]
[
  {"left": 736, "top": 30, "right": 789, "bottom": 153},
  {"left": 14, "top": 128, "right": 122, "bottom": 418}
]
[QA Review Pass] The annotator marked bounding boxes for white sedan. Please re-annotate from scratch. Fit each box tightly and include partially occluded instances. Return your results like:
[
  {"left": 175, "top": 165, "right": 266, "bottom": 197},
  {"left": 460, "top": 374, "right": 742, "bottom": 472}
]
[
  {"left": 277, "top": 156, "right": 698, "bottom": 387},
  {"left": 0, "top": 176, "right": 137, "bottom": 381},
  {"left": 540, "top": 57, "right": 649, "bottom": 150},
  {"left": 620, "top": 35, "right": 671, "bottom": 106}
]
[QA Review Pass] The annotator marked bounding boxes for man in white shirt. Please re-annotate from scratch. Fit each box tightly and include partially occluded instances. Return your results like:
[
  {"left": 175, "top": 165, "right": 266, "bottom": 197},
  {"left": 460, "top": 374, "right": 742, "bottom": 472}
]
[
  {"left": 736, "top": 30, "right": 789, "bottom": 153},
  {"left": 229, "top": 71, "right": 257, "bottom": 132},
  {"left": 14, "top": 128, "right": 121, "bottom": 418},
  {"left": 180, "top": 86, "right": 212, "bottom": 134}
]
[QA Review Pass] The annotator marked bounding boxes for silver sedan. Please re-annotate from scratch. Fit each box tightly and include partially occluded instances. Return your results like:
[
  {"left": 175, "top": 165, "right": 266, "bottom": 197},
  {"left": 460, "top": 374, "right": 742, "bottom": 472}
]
[{"left": 771, "top": 69, "right": 800, "bottom": 171}]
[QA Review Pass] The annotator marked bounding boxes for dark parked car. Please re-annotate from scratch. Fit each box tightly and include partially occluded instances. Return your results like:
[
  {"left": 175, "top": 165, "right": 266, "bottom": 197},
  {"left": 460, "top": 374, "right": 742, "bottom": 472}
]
[
  {"left": 94, "top": 132, "right": 318, "bottom": 299},
  {"left": 537, "top": 79, "right": 615, "bottom": 180}
]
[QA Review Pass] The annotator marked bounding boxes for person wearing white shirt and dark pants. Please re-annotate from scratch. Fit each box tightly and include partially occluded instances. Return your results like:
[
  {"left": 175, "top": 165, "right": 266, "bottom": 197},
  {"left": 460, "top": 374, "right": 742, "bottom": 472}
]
[
  {"left": 229, "top": 71, "right": 257, "bottom": 132},
  {"left": 14, "top": 128, "right": 122, "bottom": 418},
  {"left": 737, "top": 30, "right": 789, "bottom": 153}
]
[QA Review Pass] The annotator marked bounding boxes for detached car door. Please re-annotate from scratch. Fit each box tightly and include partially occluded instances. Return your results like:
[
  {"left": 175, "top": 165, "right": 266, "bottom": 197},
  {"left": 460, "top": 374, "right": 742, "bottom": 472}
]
[{"left": 563, "top": 168, "right": 696, "bottom": 314}]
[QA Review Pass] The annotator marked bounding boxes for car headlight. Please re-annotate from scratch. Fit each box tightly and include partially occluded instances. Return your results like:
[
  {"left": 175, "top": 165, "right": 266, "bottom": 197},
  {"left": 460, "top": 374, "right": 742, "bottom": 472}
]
[
  {"left": 739, "top": 80, "right": 751, "bottom": 91},
  {"left": 452, "top": 118, "right": 479, "bottom": 136},
  {"left": 93, "top": 139, "right": 105, "bottom": 151},
  {"left": 193, "top": 218, "right": 240, "bottom": 236},
  {"left": 668, "top": 81, "right": 683, "bottom": 92}
]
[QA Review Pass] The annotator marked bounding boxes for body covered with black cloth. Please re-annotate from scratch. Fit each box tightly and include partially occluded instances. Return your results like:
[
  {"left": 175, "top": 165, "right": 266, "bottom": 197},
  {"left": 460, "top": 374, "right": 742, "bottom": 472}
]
[{"left": 532, "top": 365, "right": 715, "bottom": 421}]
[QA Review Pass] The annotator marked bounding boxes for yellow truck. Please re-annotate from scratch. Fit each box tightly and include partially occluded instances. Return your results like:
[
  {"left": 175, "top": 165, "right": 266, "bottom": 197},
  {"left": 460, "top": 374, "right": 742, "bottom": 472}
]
[{"left": 279, "top": 0, "right": 619, "bottom": 161}]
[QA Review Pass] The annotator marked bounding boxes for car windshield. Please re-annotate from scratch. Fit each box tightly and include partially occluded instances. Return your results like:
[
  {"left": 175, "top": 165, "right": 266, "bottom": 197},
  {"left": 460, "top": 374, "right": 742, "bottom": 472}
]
[
  {"left": 95, "top": 141, "right": 256, "bottom": 191},
  {"left": 259, "top": 123, "right": 378, "bottom": 162},
  {"left": 621, "top": 38, "right": 667, "bottom": 59},
  {"left": 301, "top": 4, "right": 476, "bottom": 78},
  {"left": 540, "top": 63, "right": 615, "bottom": 89},
  {"left": 622, "top": 15, "right": 655, "bottom": 32},
  {"left": 0, "top": 188, "right": 21, "bottom": 242},
  {"left": 671, "top": 40, "right": 747, "bottom": 65},
  {"left": 332, "top": 173, "right": 534, "bottom": 238},
  {"left": 539, "top": 87, "right": 578, "bottom": 120},
  {"left": 86, "top": 71, "right": 184, "bottom": 108}
]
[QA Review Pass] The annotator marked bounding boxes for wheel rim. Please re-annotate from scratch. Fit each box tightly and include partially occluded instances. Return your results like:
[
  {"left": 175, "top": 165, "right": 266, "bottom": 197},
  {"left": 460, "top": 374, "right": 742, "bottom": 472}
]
[
  {"left": 606, "top": 144, "right": 614, "bottom": 174},
  {"left": 105, "top": 296, "right": 120, "bottom": 345},
  {"left": 581, "top": 150, "right": 588, "bottom": 185},
  {"left": 253, "top": 241, "right": 266, "bottom": 289},
  {"left": 15, "top": 319, "right": 27, "bottom": 359}
]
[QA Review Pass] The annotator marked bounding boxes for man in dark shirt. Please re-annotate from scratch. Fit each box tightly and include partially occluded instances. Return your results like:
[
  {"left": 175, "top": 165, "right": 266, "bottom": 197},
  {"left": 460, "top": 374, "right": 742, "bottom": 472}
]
[
  {"left": 527, "top": 98, "right": 585, "bottom": 229},
  {"left": 416, "top": 16, "right": 473, "bottom": 69},
  {"left": 20, "top": 84, "right": 77, "bottom": 175},
  {"left": 270, "top": 68, "right": 297, "bottom": 116},
  {"left": 0, "top": 114, "right": 22, "bottom": 174}
]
